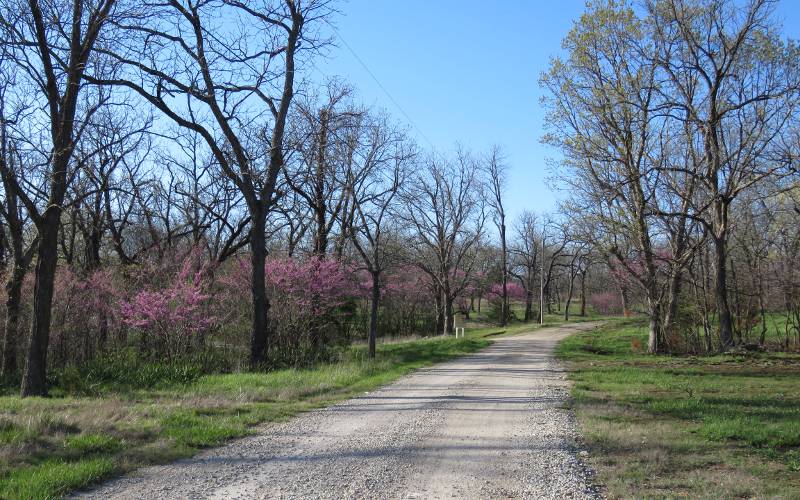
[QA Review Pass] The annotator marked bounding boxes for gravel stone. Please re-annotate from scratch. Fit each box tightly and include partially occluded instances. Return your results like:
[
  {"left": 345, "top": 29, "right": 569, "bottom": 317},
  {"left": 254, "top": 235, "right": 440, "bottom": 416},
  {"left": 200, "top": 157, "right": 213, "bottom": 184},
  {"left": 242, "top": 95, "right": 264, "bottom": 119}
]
[{"left": 74, "top": 323, "right": 603, "bottom": 499}]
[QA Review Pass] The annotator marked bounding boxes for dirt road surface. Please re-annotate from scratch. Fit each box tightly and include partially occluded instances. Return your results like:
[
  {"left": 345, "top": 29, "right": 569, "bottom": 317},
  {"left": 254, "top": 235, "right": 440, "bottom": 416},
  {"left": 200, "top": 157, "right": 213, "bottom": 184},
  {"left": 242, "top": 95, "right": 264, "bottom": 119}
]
[{"left": 77, "top": 322, "right": 602, "bottom": 499}]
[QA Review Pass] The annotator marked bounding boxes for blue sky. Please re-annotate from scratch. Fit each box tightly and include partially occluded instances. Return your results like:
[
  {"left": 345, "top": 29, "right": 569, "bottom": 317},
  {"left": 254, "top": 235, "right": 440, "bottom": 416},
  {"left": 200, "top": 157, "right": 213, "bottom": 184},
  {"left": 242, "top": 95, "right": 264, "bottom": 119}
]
[{"left": 311, "top": 0, "right": 800, "bottom": 222}]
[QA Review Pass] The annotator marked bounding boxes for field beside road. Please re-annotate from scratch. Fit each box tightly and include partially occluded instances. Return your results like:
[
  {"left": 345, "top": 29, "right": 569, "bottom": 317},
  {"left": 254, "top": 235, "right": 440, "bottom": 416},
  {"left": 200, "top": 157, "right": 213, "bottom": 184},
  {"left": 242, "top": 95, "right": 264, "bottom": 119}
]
[{"left": 558, "top": 318, "right": 800, "bottom": 499}]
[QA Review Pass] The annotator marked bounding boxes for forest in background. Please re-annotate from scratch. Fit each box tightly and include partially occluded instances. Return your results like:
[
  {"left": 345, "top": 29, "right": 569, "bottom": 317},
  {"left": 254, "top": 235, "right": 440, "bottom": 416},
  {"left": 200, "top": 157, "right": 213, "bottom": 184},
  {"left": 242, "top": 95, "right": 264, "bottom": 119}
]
[{"left": 0, "top": 0, "right": 796, "bottom": 402}]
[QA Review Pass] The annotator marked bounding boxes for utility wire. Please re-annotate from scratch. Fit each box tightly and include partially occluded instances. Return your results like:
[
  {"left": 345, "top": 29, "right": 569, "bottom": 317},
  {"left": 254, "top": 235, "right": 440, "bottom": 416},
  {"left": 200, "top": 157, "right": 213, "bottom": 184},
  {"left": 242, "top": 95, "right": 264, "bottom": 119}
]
[{"left": 323, "top": 19, "right": 439, "bottom": 153}]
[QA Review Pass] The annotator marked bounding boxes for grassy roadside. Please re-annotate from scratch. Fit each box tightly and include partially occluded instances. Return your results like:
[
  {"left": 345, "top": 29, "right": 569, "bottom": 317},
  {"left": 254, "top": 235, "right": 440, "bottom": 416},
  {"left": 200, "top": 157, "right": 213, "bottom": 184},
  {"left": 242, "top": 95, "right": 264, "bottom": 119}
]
[
  {"left": 0, "top": 320, "right": 562, "bottom": 500},
  {"left": 557, "top": 318, "right": 800, "bottom": 499}
]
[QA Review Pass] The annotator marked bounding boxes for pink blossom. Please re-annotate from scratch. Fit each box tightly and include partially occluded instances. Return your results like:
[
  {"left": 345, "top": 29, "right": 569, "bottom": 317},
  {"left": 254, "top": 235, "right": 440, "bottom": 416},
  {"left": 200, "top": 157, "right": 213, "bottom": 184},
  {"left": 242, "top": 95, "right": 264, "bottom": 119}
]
[
  {"left": 120, "top": 246, "right": 216, "bottom": 338},
  {"left": 488, "top": 282, "right": 527, "bottom": 301},
  {"left": 589, "top": 292, "right": 623, "bottom": 315}
]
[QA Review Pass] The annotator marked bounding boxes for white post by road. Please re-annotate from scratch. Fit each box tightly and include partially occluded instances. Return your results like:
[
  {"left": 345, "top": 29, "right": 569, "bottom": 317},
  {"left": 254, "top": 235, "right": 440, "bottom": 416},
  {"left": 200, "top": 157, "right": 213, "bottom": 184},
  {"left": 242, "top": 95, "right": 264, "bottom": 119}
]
[{"left": 453, "top": 314, "right": 466, "bottom": 338}]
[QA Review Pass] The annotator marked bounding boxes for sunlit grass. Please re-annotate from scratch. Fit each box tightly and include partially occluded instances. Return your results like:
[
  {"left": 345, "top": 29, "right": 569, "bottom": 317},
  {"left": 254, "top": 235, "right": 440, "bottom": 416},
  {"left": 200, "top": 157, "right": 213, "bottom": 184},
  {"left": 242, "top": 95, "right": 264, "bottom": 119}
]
[{"left": 558, "top": 318, "right": 800, "bottom": 498}]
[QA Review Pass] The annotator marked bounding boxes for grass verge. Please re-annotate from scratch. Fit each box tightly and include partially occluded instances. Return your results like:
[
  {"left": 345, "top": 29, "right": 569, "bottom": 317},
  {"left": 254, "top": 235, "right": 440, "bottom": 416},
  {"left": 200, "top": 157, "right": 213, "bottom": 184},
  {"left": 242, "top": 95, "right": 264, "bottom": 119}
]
[
  {"left": 0, "top": 325, "right": 534, "bottom": 500},
  {"left": 557, "top": 318, "right": 800, "bottom": 499}
]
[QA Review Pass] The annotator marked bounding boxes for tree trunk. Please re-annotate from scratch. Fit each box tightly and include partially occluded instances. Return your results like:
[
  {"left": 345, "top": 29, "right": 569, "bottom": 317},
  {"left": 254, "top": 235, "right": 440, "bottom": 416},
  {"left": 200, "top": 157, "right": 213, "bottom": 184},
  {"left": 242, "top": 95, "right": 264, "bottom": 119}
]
[
  {"left": 555, "top": 287, "right": 562, "bottom": 312},
  {"left": 434, "top": 289, "right": 444, "bottom": 336},
  {"left": 2, "top": 260, "right": 25, "bottom": 377},
  {"left": 312, "top": 109, "right": 329, "bottom": 257},
  {"left": 662, "top": 269, "right": 683, "bottom": 346},
  {"left": 646, "top": 295, "right": 661, "bottom": 354},
  {"left": 368, "top": 272, "right": 380, "bottom": 359},
  {"left": 86, "top": 225, "right": 109, "bottom": 351},
  {"left": 564, "top": 267, "right": 575, "bottom": 322},
  {"left": 499, "top": 222, "right": 508, "bottom": 327},
  {"left": 579, "top": 270, "right": 587, "bottom": 317},
  {"left": 20, "top": 220, "right": 60, "bottom": 397},
  {"left": 620, "top": 285, "right": 630, "bottom": 317},
  {"left": 713, "top": 233, "right": 734, "bottom": 350},
  {"left": 757, "top": 269, "right": 767, "bottom": 345},
  {"left": 525, "top": 289, "right": 533, "bottom": 322},
  {"left": 249, "top": 213, "right": 270, "bottom": 367},
  {"left": 445, "top": 297, "right": 454, "bottom": 335}
]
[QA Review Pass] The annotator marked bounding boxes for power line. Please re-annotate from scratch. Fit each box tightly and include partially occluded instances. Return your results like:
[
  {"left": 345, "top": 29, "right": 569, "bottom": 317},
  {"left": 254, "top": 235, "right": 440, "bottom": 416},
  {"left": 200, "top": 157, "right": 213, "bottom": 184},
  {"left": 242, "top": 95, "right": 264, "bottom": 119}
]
[{"left": 323, "top": 19, "right": 438, "bottom": 152}]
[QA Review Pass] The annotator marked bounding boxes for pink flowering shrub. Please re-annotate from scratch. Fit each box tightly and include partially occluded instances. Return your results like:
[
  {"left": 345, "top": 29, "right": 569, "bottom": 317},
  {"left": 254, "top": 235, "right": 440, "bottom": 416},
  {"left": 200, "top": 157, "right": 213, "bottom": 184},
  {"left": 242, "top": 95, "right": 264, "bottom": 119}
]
[
  {"left": 50, "top": 268, "right": 122, "bottom": 365},
  {"left": 488, "top": 282, "right": 527, "bottom": 302},
  {"left": 119, "top": 247, "right": 216, "bottom": 358},
  {"left": 265, "top": 257, "right": 359, "bottom": 315},
  {"left": 378, "top": 268, "right": 437, "bottom": 336},
  {"left": 222, "top": 255, "right": 358, "bottom": 314},
  {"left": 483, "top": 281, "right": 527, "bottom": 321},
  {"left": 589, "top": 291, "right": 623, "bottom": 315},
  {"left": 219, "top": 255, "right": 360, "bottom": 364}
]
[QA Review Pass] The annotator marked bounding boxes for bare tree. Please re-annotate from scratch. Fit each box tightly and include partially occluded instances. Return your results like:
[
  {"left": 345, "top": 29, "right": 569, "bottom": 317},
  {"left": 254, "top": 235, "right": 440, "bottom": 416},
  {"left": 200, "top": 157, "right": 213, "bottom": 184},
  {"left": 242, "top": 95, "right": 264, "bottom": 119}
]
[
  {"left": 69, "top": 101, "right": 151, "bottom": 273},
  {"left": 404, "top": 151, "right": 485, "bottom": 335},
  {"left": 0, "top": 72, "right": 39, "bottom": 376},
  {"left": 542, "top": 1, "right": 669, "bottom": 352},
  {"left": 0, "top": 0, "right": 120, "bottom": 396},
  {"left": 94, "top": 0, "right": 334, "bottom": 366},
  {"left": 164, "top": 130, "right": 250, "bottom": 262},
  {"left": 560, "top": 242, "right": 589, "bottom": 322},
  {"left": 348, "top": 113, "right": 412, "bottom": 357},
  {"left": 510, "top": 210, "right": 540, "bottom": 322},
  {"left": 541, "top": 217, "right": 569, "bottom": 316},
  {"left": 648, "top": 0, "right": 800, "bottom": 349},
  {"left": 286, "top": 80, "right": 360, "bottom": 258},
  {"left": 484, "top": 145, "right": 509, "bottom": 326}
]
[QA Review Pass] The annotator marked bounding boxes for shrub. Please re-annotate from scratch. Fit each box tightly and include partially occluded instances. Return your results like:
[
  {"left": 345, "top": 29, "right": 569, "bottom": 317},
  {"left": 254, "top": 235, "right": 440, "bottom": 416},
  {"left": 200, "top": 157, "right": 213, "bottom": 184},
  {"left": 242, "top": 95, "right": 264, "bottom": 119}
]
[
  {"left": 589, "top": 291, "right": 623, "bottom": 315},
  {"left": 220, "top": 255, "right": 360, "bottom": 366},
  {"left": 120, "top": 247, "right": 216, "bottom": 359}
]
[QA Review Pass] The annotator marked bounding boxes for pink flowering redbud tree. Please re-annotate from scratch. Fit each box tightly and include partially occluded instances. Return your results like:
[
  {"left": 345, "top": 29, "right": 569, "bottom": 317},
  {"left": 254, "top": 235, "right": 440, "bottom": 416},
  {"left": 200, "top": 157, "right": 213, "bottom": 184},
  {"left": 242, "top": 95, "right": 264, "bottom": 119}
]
[
  {"left": 220, "top": 255, "right": 358, "bottom": 365},
  {"left": 120, "top": 247, "right": 216, "bottom": 359}
]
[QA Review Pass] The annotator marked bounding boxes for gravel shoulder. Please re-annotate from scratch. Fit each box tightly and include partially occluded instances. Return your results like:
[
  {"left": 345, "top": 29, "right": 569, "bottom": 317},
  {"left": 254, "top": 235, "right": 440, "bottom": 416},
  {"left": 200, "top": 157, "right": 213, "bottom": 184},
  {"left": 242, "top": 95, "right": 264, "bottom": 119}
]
[{"left": 76, "top": 322, "right": 602, "bottom": 499}]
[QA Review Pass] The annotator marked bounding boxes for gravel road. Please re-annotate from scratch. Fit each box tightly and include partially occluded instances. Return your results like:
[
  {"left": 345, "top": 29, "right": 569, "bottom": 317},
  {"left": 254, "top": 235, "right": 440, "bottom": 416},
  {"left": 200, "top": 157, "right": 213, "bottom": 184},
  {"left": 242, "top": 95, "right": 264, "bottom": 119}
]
[{"left": 77, "top": 322, "right": 602, "bottom": 500}]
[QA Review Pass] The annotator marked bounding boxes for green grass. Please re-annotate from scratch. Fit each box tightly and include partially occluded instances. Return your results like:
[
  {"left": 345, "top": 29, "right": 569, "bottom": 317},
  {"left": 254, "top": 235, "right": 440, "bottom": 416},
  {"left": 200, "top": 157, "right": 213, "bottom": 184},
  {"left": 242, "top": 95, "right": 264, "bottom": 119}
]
[
  {"left": 558, "top": 318, "right": 800, "bottom": 499},
  {"left": 0, "top": 326, "right": 531, "bottom": 499},
  {"left": 2, "top": 458, "right": 115, "bottom": 500},
  {"left": 64, "top": 434, "right": 122, "bottom": 454}
]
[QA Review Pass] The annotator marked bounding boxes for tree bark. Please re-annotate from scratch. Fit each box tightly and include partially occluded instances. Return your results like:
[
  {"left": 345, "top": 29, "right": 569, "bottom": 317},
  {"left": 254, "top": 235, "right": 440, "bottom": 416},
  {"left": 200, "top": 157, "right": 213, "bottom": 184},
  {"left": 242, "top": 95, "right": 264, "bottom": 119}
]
[
  {"left": 525, "top": 290, "right": 533, "bottom": 322},
  {"left": 2, "top": 260, "right": 25, "bottom": 376},
  {"left": 662, "top": 269, "right": 683, "bottom": 346},
  {"left": 713, "top": 231, "right": 734, "bottom": 350},
  {"left": 499, "top": 220, "right": 508, "bottom": 326},
  {"left": 249, "top": 212, "right": 269, "bottom": 367},
  {"left": 312, "top": 109, "right": 329, "bottom": 257},
  {"left": 434, "top": 289, "right": 444, "bottom": 336},
  {"left": 564, "top": 265, "right": 575, "bottom": 322},
  {"left": 646, "top": 295, "right": 661, "bottom": 354},
  {"left": 620, "top": 285, "right": 630, "bottom": 317},
  {"left": 579, "top": 270, "right": 587, "bottom": 317},
  {"left": 20, "top": 219, "right": 59, "bottom": 396},
  {"left": 368, "top": 271, "right": 380, "bottom": 358},
  {"left": 445, "top": 296, "right": 454, "bottom": 335}
]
